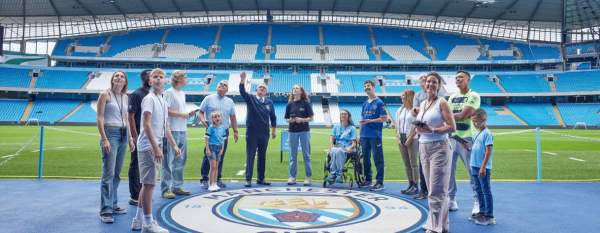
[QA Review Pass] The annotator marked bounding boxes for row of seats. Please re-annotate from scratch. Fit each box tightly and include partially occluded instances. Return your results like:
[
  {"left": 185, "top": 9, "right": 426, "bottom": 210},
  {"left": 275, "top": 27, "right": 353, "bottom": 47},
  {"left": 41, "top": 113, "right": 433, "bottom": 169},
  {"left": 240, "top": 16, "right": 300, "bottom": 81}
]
[
  {"left": 3, "top": 66, "right": 600, "bottom": 94},
  {"left": 0, "top": 98, "right": 597, "bottom": 126},
  {"left": 52, "top": 24, "right": 561, "bottom": 61}
]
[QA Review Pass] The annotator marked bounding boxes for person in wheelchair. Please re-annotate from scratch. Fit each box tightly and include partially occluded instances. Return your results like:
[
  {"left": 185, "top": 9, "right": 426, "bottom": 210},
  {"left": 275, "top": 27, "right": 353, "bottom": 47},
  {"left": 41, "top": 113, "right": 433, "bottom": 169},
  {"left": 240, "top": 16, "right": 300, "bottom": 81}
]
[{"left": 326, "top": 109, "right": 357, "bottom": 184}]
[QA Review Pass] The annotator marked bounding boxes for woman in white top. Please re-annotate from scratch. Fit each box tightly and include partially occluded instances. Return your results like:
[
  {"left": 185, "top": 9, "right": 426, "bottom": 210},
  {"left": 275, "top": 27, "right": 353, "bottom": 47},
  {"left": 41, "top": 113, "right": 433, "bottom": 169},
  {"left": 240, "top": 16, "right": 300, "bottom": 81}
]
[
  {"left": 96, "top": 71, "right": 135, "bottom": 223},
  {"left": 415, "top": 72, "right": 456, "bottom": 233},
  {"left": 395, "top": 89, "right": 419, "bottom": 195}
]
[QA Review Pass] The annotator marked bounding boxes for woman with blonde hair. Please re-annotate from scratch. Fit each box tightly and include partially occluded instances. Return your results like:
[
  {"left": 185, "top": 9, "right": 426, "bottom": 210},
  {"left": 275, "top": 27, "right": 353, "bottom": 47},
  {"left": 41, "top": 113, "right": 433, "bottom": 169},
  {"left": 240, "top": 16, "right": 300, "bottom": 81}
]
[
  {"left": 284, "top": 85, "right": 314, "bottom": 186},
  {"left": 97, "top": 71, "right": 135, "bottom": 223},
  {"left": 396, "top": 89, "right": 420, "bottom": 195}
]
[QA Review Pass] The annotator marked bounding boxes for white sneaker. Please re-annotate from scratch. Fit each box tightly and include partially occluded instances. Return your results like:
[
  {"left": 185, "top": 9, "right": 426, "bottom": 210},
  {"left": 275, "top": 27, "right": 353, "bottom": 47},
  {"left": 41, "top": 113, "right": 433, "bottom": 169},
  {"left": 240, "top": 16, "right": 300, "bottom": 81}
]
[
  {"left": 141, "top": 220, "right": 169, "bottom": 233},
  {"left": 287, "top": 177, "right": 296, "bottom": 185},
  {"left": 472, "top": 201, "right": 480, "bottom": 214},
  {"left": 131, "top": 218, "right": 142, "bottom": 231},
  {"left": 303, "top": 177, "right": 312, "bottom": 186},
  {"left": 208, "top": 184, "right": 220, "bottom": 192},
  {"left": 449, "top": 199, "right": 459, "bottom": 211}
]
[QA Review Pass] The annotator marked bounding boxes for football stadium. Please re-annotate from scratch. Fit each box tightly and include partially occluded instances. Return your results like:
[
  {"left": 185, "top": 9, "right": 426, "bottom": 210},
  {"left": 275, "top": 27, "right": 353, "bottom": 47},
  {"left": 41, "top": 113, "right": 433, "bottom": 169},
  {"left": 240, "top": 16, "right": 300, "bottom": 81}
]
[{"left": 1, "top": 0, "right": 599, "bottom": 232}]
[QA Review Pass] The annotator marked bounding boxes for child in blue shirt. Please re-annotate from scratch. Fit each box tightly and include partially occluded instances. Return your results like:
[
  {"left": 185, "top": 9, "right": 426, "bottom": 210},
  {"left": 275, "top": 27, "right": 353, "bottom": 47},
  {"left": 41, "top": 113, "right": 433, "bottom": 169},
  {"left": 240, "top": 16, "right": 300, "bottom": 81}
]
[
  {"left": 205, "top": 111, "right": 227, "bottom": 192},
  {"left": 470, "top": 108, "right": 496, "bottom": 225}
]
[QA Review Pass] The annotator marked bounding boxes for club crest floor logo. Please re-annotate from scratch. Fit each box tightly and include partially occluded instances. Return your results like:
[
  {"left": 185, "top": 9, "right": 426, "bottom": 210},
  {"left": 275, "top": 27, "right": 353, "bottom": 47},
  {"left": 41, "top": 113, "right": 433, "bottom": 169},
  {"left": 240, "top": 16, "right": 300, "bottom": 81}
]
[{"left": 159, "top": 187, "right": 427, "bottom": 233}]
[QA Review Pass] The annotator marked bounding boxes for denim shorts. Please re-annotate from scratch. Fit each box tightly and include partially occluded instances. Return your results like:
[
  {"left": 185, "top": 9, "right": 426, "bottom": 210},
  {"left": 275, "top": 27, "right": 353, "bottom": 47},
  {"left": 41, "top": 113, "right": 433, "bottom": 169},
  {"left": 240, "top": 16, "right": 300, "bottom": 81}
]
[{"left": 207, "top": 144, "right": 223, "bottom": 161}]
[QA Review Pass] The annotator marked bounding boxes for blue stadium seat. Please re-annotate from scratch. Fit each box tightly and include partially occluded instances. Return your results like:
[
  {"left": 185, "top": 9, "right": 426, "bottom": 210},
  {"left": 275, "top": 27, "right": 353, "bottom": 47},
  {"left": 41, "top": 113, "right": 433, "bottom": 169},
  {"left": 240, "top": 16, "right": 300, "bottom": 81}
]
[
  {"left": 498, "top": 74, "right": 550, "bottom": 93},
  {"left": 558, "top": 103, "right": 600, "bottom": 126},
  {"left": 0, "top": 99, "right": 28, "bottom": 123},
  {"left": 28, "top": 100, "right": 80, "bottom": 124},
  {"left": 0, "top": 67, "right": 32, "bottom": 88},
  {"left": 555, "top": 71, "right": 600, "bottom": 92},
  {"left": 36, "top": 70, "right": 90, "bottom": 89},
  {"left": 507, "top": 103, "right": 559, "bottom": 126}
]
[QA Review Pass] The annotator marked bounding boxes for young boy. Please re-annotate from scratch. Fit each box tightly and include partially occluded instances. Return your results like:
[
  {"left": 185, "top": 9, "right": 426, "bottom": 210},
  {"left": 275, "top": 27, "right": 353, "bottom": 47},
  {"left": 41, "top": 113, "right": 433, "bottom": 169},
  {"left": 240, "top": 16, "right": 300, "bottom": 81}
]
[
  {"left": 131, "top": 68, "right": 180, "bottom": 233},
  {"left": 469, "top": 108, "right": 496, "bottom": 225}
]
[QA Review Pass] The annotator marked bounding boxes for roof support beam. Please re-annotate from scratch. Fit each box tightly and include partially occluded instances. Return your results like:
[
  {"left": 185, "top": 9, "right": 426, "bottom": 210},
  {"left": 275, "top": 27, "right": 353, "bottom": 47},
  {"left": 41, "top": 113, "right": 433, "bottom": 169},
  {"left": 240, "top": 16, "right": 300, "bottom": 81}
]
[
  {"left": 307, "top": 0, "right": 311, "bottom": 14},
  {"left": 199, "top": 0, "right": 210, "bottom": 15},
  {"left": 48, "top": 0, "right": 62, "bottom": 37},
  {"left": 408, "top": 0, "right": 421, "bottom": 18},
  {"left": 281, "top": 0, "right": 284, "bottom": 15},
  {"left": 382, "top": 0, "right": 393, "bottom": 17},
  {"left": 255, "top": 0, "right": 260, "bottom": 14},
  {"left": 356, "top": 0, "right": 365, "bottom": 15},
  {"left": 227, "top": 0, "right": 235, "bottom": 14},
  {"left": 434, "top": 0, "right": 451, "bottom": 18},
  {"left": 460, "top": 2, "right": 479, "bottom": 33},
  {"left": 169, "top": 0, "right": 183, "bottom": 16},
  {"left": 493, "top": 0, "right": 519, "bottom": 21},
  {"left": 528, "top": 0, "right": 544, "bottom": 22},
  {"left": 73, "top": 0, "right": 99, "bottom": 35},
  {"left": 139, "top": 0, "right": 156, "bottom": 17},
  {"left": 332, "top": 0, "right": 338, "bottom": 14}
]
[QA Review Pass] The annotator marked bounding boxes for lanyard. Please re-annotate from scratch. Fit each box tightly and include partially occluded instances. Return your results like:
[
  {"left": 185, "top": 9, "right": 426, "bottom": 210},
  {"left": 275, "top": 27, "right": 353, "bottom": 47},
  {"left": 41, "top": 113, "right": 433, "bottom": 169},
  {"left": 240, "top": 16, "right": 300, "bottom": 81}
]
[{"left": 420, "top": 97, "right": 437, "bottom": 122}]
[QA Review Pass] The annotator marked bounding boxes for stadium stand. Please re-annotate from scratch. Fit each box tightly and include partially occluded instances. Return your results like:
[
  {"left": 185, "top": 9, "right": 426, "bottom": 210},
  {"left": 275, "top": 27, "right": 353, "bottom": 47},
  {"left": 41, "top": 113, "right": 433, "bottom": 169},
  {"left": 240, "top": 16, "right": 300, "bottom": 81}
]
[
  {"left": 35, "top": 70, "right": 90, "bottom": 89},
  {"left": 557, "top": 103, "right": 600, "bottom": 126},
  {"left": 481, "top": 105, "right": 523, "bottom": 126},
  {"left": 63, "top": 101, "right": 96, "bottom": 123},
  {"left": 470, "top": 75, "right": 503, "bottom": 93},
  {"left": 103, "top": 30, "right": 163, "bottom": 57},
  {"left": 425, "top": 32, "right": 478, "bottom": 60},
  {"left": 372, "top": 27, "right": 429, "bottom": 60},
  {"left": 555, "top": 71, "right": 600, "bottom": 92},
  {"left": 0, "top": 67, "right": 32, "bottom": 88},
  {"left": 507, "top": 103, "right": 560, "bottom": 126},
  {"left": 218, "top": 25, "right": 267, "bottom": 60},
  {"left": 498, "top": 74, "right": 551, "bottom": 93},
  {"left": 0, "top": 99, "right": 28, "bottom": 123},
  {"left": 28, "top": 100, "right": 80, "bottom": 124}
]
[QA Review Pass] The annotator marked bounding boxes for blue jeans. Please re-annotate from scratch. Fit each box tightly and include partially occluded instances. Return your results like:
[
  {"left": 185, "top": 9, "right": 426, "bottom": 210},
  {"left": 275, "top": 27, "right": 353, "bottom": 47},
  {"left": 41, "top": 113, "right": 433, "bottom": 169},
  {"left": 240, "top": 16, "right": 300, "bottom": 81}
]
[
  {"left": 100, "top": 126, "right": 128, "bottom": 214},
  {"left": 161, "top": 131, "right": 187, "bottom": 193},
  {"left": 471, "top": 166, "right": 494, "bottom": 217},
  {"left": 361, "top": 137, "right": 384, "bottom": 184},
  {"left": 288, "top": 131, "right": 312, "bottom": 178},
  {"left": 329, "top": 146, "right": 349, "bottom": 177}
]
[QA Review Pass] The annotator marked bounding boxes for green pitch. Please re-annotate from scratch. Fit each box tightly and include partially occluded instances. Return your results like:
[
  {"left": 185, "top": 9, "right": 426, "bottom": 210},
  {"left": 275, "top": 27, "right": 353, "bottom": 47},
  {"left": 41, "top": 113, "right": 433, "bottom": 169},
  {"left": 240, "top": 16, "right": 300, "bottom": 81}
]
[{"left": 0, "top": 125, "right": 599, "bottom": 181}]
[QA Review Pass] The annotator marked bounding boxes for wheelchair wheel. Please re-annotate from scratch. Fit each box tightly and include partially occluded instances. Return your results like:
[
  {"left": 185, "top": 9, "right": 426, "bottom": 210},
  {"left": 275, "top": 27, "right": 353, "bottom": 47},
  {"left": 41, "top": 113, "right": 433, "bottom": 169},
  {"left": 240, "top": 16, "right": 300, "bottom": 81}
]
[
  {"left": 323, "top": 153, "right": 332, "bottom": 188},
  {"left": 352, "top": 152, "right": 367, "bottom": 188}
]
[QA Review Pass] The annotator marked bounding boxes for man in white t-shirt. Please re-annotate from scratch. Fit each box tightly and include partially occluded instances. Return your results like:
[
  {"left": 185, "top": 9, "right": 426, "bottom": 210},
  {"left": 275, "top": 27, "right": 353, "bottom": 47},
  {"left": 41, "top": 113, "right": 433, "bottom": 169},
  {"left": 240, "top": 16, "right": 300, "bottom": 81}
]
[
  {"left": 131, "top": 68, "right": 180, "bottom": 233},
  {"left": 161, "top": 70, "right": 196, "bottom": 199}
]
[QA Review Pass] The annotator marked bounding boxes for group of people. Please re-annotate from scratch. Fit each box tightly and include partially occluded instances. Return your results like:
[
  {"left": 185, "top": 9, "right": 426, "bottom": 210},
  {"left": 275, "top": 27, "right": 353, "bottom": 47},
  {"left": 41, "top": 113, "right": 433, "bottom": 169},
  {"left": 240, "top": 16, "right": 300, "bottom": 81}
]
[
  {"left": 95, "top": 68, "right": 495, "bottom": 233},
  {"left": 394, "top": 71, "right": 496, "bottom": 233}
]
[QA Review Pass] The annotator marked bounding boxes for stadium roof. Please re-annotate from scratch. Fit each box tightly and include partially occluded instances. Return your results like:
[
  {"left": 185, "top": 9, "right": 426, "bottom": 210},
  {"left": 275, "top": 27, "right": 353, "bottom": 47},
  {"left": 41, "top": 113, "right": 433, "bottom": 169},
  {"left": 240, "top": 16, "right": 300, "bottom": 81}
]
[
  {"left": 0, "top": 0, "right": 568, "bottom": 23},
  {"left": 1, "top": 0, "right": 599, "bottom": 43}
]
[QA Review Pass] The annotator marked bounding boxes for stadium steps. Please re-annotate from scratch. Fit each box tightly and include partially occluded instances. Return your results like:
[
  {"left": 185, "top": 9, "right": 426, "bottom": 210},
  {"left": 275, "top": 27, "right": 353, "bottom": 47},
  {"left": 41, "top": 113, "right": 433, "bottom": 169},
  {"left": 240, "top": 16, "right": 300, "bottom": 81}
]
[
  {"left": 495, "top": 80, "right": 508, "bottom": 93},
  {"left": 28, "top": 73, "right": 38, "bottom": 89},
  {"left": 58, "top": 102, "right": 84, "bottom": 123},
  {"left": 210, "top": 25, "right": 223, "bottom": 59},
  {"left": 552, "top": 104, "right": 566, "bottom": 127},
  {"left": 19, "top": 100, "right": 34, "bottom": 124},
  {"left": 548, "top": 80, "right": 558, "bottom": 92},
  {"left": 367, "top": 26, "right": 381, "bottom": 61},
  {"left": 99, "top": 35, "right": 112, "bottom": 57},
  {"left": 265, "top": 25, "right": 273, "bottom": 60},
  {"left": 421, "top": 32, "right": 436, "bottom": 60},
  {"left": 318, "top": 25, "right": 324, "bottom": 46},
  {"left": 500, "top": 106, "right": 528, "bottom": 126}
]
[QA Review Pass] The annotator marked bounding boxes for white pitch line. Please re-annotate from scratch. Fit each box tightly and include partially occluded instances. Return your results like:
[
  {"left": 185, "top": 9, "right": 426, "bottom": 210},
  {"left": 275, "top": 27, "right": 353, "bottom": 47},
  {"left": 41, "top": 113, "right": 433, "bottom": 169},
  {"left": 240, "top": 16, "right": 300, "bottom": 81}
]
[
  {"left": 544, "top": 152, "right": 558, "bottom": 156},
  {"left": 569, "top": 157, "right": 585, "bottom": 162},
  {"left": 236, "top": 170, "right": 245, "bottom": 176}
]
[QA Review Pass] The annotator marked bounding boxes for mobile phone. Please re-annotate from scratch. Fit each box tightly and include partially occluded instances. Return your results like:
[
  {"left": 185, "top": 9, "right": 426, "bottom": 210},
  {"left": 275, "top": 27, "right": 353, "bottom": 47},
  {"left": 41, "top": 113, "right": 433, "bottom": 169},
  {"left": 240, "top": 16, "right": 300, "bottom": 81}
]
[{"left": 412, "top": 120, "right": 427, "bottom": 127}]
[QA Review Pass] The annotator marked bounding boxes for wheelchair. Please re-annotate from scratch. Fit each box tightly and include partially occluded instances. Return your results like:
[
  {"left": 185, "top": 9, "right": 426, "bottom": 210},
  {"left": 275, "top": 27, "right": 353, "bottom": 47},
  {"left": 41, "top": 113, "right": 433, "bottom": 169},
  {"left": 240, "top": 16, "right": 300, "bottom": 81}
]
[{"left": 322, "top": 141, "right": 367, "bottom": 189}]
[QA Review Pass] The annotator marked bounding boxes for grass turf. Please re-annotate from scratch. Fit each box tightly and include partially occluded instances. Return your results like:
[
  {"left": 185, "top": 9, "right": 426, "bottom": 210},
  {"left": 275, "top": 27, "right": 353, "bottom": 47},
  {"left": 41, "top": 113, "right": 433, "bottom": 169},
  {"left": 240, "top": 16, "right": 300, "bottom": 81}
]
[{"left": 0, "top": 125, "right": 599, "bottom": 181}]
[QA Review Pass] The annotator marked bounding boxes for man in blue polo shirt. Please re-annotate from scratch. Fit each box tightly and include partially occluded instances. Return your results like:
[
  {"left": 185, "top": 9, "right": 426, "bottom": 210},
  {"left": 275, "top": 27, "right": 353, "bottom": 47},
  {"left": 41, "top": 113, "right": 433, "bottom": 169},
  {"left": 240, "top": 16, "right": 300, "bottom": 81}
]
[{"left": 360, "top": 80, "right": 388, "bottom": 191}]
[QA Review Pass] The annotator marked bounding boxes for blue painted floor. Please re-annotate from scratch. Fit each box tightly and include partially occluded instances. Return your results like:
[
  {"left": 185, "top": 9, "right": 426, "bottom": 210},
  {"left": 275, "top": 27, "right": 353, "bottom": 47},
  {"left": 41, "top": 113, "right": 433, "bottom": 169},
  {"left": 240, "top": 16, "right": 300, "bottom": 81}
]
[{"left": 0, "top": 180, "right": 599, "bottom": 233}]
